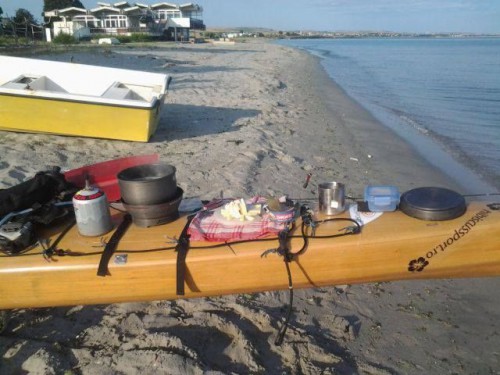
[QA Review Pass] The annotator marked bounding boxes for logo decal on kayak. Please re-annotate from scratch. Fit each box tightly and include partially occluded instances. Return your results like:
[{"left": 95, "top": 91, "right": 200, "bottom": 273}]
[
  {"left": 408, "top": 208, "right": 492, "bottom": 272},
  {"left": 408, "top": 257, "right": 429, "bottom": 272}
]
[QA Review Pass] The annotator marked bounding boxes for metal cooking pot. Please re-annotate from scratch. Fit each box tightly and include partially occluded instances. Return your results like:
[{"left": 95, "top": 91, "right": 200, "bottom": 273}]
[
  {"left": 123, "top": 187, "right": 184, "bottom": 227},
  {"left": 117, "top": 163, "right": 177, "bottom": 205}
]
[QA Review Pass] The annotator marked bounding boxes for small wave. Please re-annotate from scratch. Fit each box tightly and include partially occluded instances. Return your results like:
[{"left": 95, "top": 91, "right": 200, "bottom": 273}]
[{"left": 399, "top": 115, "right": 429, "bottom": 135}]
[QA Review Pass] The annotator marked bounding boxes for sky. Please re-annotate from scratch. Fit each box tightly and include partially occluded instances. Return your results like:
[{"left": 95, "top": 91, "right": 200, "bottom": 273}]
[{"left": 1, "top": 0, "right": 500, "bottom": 34}]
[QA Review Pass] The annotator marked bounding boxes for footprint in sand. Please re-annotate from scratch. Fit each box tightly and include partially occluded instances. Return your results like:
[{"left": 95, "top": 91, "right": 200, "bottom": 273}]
[
  {"left": 54, "top": 151, "right": 68, "bottom": 163},
  {"left": 8, "top": 168, "right": 28, "bottom": 182}
]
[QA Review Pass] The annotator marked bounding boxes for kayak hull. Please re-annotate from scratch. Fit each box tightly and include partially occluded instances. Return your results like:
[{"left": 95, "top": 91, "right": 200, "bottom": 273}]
[{"left": 1, "top": 202, "right": 499, "bottom": 310}]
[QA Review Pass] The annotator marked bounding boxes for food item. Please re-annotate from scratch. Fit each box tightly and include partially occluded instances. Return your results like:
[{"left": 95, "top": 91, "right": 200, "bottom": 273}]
[
  {"left": 239, "top": 198, "right": 248, "bottom": 216},
  {"left": 247, "top": 205, "right": 262, "bottom": 216},
  {"left": 220, "top": 199, "right": 261, "bottom": 221}
]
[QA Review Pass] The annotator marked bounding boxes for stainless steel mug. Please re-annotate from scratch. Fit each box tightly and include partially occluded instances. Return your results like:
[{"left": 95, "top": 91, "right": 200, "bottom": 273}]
[{"left": 318, "top": 182, "right": 345, "bottom": 215}]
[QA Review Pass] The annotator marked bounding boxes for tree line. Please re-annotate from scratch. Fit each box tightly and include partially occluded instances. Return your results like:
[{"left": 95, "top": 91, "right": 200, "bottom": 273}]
[
  {"left": 1, "top": 7, "right": 42, "bottom": 41},
  {"left": 0, "top": 0, "right": 84, "bottom": 41}
]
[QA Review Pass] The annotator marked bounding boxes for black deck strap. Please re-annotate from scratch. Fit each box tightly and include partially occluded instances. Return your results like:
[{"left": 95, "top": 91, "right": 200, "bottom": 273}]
[
  {"left": 97, "top": 214, "right": 132, "bottom": 277},
  {"left": 176, "top": 214, "right": 195, "bottom": 295}
]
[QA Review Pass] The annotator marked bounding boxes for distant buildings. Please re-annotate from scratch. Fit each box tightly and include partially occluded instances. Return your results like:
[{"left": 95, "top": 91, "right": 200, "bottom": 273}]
[{"left": 43, "top": 2, "right": 205, "bottom": 41}]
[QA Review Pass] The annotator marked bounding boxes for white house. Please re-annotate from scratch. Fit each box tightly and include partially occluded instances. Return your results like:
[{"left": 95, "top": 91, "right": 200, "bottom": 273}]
[{"left": 44, "top": 1, "right": 205, "bottom": 41}]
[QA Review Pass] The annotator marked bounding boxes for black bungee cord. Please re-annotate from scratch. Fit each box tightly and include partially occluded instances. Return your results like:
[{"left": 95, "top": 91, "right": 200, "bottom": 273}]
[
  {"left": 0, "top": 202, "right": 362, "bottom": 347},
  {"left": 274, "top": 227, "right": 295, "bottom": 346},
  {"left": 0, "top": 206, "right": 361, "bottom": 258},
  {"left": 267, "top": 205, "right": 361, "bottom": 346}
]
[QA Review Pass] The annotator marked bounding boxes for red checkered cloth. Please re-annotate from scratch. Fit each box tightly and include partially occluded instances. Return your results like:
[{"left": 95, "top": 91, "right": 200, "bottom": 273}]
[{"left": 188, "top": 198, "right": 291, "bottom": 242}]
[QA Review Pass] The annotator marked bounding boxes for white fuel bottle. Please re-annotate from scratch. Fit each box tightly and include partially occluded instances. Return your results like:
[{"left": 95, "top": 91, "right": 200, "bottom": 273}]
[{"left": 73, "top": 183, "right": 113, "bottom": 236}]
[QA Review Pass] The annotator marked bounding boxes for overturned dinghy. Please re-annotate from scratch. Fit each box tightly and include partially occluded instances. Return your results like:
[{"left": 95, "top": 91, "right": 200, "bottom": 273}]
[{"left": 0, "top": 56, "right": 170, "bottom": 142}]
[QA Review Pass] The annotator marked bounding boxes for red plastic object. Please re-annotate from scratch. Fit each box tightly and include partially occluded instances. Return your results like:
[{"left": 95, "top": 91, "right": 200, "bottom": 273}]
[{"left": 64, "top": 154, "right": 160, "bottom": 202}]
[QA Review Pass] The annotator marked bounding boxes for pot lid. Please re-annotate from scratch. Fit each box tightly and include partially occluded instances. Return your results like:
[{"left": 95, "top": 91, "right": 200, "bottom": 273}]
[{"left": 399, "top": 187, "right": 466, "bottom": 221}]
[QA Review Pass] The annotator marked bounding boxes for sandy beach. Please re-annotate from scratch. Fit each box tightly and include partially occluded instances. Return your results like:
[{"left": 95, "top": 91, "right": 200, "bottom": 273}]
[{"left": 1, "top": 39, "right": 499, "bottom": 374}]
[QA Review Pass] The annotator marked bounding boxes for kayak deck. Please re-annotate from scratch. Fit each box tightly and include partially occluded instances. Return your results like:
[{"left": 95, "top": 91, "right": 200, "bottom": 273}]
[{"left": 1, "top": 201, "right": 499, "bottom": 310}]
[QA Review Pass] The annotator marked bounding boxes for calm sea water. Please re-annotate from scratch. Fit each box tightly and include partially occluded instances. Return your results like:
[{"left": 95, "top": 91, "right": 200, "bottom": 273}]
[{"left": 278, "top": 38, "right": 500, "bottom": 191}]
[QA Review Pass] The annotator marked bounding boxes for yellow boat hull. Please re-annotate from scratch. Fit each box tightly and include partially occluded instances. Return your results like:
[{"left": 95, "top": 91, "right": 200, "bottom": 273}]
[{"left": 0, "top": 93, "right": 163, "bottom": 142}]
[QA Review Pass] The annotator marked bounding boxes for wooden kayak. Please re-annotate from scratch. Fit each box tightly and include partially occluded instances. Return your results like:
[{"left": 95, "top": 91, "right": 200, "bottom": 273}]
[{"left": 1, "top": 201, "right": 499, "bottom": 310}]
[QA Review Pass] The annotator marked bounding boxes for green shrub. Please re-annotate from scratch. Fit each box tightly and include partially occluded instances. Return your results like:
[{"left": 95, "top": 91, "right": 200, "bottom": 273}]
[
  {"left": 91, "top": 33, "right": 153, "bottom": 44},
  {"left": 90, "top": 33, "right": 107, "bottom": 40},
  {"left": 0, "top": 35, "right": 38, "bottom": 46},
  {"left": 0, "top": 36, "right": 10, "bottom": 46},
  {"left": 203, "top": 32, "right": 222, "bottom": 39},
  {"left": 129, "top": 33, "right": 153, "bottom": 42},
  {"left": 53, "top": 33, "right": 77, "bottom": 45},
  {"left": 116, "top": 35, "right": 131, "bottom": 43}
]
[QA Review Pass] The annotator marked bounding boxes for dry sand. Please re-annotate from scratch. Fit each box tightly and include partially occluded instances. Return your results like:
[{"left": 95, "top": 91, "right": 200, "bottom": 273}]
[{"left": 1, "top": 39, "right": 499, "bottom": 374}]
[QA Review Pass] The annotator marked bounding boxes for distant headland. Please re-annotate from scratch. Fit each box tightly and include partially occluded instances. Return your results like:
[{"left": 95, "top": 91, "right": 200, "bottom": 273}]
[{"left": 208, "top": 27, "right": 500, "bottom": 39}]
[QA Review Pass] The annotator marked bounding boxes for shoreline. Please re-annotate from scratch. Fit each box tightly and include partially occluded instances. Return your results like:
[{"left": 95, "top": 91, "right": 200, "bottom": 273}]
[
  {"left": 1, "top": 39, "right": 499, "bottom": 374},
  {"left": 280, "top": 44, "right": 461, "bottom": 194},
  {"left": 279, "top": 39, "right": 499, "bottom": 194}
]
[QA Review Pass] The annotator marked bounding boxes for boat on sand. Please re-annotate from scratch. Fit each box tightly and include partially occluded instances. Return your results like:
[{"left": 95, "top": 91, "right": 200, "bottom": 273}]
[{"left": 0, "top": 56, "right": 170, "bottom": 142}]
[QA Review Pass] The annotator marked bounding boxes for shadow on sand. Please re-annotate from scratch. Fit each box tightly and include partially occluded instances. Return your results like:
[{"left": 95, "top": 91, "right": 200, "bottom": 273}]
[
  {"left": 0, "top": 306, "right": 107, "bottom": 372},
  {"left": 152, "top": 104, "right": 261, "bottom": 142}
]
